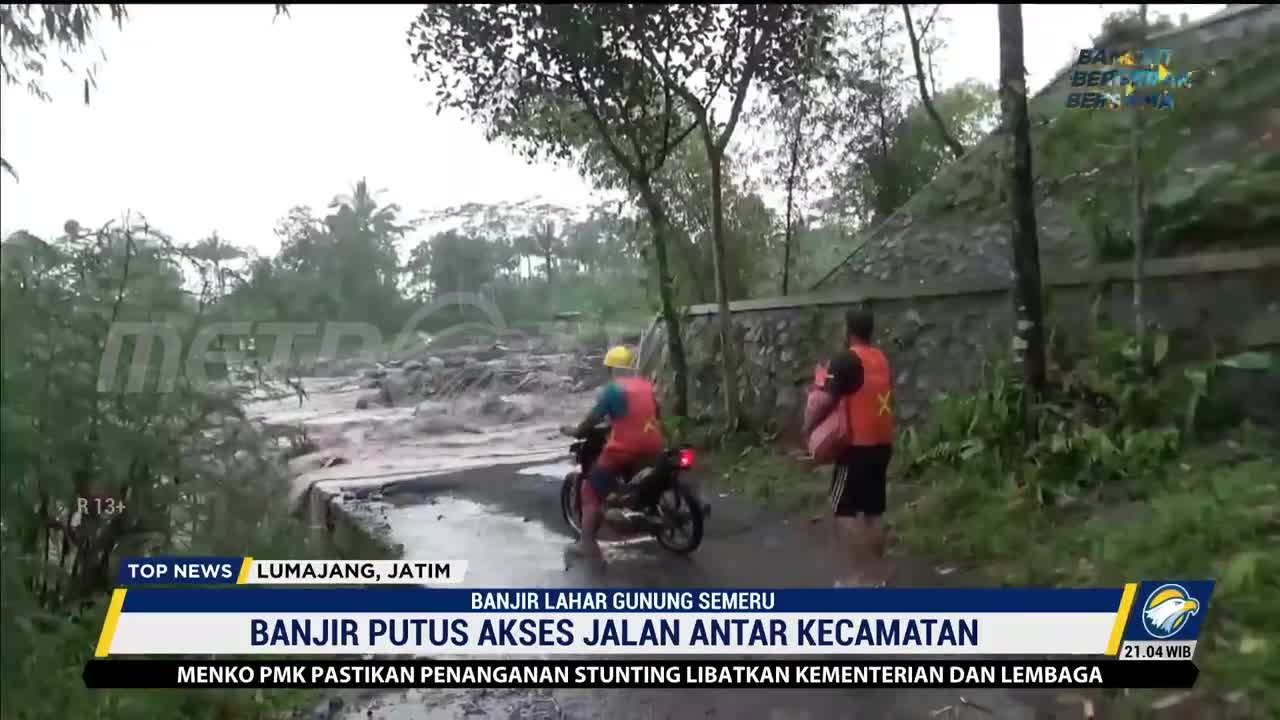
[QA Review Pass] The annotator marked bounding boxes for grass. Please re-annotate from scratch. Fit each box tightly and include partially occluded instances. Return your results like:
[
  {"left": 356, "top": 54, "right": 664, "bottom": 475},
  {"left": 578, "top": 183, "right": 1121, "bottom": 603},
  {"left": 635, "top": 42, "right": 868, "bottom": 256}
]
[
  {"left": 697, "top": 425, "right": 1279, "bottom": 717},
  {"left": 702, "top": 439, "right": 832, "bottom": 517}
]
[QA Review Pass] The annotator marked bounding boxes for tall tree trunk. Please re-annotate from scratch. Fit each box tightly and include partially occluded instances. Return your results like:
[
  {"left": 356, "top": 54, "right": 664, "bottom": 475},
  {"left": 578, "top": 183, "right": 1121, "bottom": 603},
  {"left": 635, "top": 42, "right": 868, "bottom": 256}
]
[
  {"left": 997, "top": 3, "right": 1047, "bottom": 397},
  {"left": 902, "top": 4, "right": 966, "bottom": 160},
  {"left": 704, "top": 134, "right": 742, "bottom": 430},
  {"left": 782, "top": 195, "right": 795, "bottom": 297},
  {"left": 639, "top": 179, "right": 689, "bottom": 418},
  {"left": 1131, "top": 3, "right": 1150, "bottom": 372},
  {"left": 781, "top": 97, "right": 805, "bottom": 297}
]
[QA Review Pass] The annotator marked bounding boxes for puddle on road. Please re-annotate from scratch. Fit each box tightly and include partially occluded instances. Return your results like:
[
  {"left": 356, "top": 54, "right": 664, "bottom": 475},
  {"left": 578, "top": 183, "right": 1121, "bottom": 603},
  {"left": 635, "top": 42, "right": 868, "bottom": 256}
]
[
  {"left": 516, "top": 461, "right": 577, "bottom": 481},
  {"left": 383, "top": 494, "right": 659, "bottom": 587},
  {"left": 386, "top": 496, "right": 567, "bottom": 587}
]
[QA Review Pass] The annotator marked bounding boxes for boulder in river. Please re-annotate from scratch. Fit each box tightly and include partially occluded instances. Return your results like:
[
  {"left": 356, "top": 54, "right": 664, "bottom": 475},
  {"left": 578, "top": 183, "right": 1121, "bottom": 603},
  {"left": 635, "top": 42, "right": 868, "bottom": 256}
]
[
  {"left": 513, "top": 370, "right": 569, "bottom": 393},
  {"left": 413, "top": 400, "right": 448, "bottom": 417},
  {"left": 413, "top": 415, "right": 484, "bottom": 435},
  {"left": 355, "top": 391, "right": 383, "bottom": 410},
  {"left": 379, "top": 370, "right": 414, "bottom": 406},
  {"left": 474, "top": 344, "right": 508, "bottom": 361},
  {"left": 478, "top": 393, "right": 535, "bottom": 423}
]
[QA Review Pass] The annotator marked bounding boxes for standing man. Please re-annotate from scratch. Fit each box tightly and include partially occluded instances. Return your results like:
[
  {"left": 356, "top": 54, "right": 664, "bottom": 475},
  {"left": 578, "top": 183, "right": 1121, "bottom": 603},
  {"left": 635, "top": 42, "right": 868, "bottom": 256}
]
[
  {"left": 822, "top": 309, "right": 895, "bottom": 587},
  {"left": 561, "top": 345, "right": 665, "bottom": 569}
]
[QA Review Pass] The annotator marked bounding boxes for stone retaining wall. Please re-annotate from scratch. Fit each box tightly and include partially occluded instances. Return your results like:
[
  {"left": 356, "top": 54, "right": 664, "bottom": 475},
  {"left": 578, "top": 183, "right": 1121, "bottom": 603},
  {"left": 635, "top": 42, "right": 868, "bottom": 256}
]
[{"left": 640, "top": 248, "right": 1280, "bottom": 432}]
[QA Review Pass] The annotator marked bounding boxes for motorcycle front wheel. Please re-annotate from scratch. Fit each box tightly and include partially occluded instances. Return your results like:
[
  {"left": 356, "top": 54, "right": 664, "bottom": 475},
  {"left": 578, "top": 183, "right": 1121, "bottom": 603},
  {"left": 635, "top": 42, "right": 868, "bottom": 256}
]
[
  {"left": 653, "top": 484, "right": 704, "bottom": 555},
  {"left": 560, "top": 472, "right": 583, "bottom": 538}
]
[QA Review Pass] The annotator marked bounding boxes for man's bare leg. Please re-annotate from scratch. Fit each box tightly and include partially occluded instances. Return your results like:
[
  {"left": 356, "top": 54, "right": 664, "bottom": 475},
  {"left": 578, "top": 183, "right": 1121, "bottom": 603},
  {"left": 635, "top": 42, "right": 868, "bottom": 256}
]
[
  {"left": 862, "top": 514, "right": 887, "bottom": 586},
  {"left": 566, "top": 480, "right": 606, "bottom": 571},
  {"left": 578, "top": 505, "right": 605, "bottom": 561},
  {"left": 834, "top": 516, "right": 866, "bottom": 586}
]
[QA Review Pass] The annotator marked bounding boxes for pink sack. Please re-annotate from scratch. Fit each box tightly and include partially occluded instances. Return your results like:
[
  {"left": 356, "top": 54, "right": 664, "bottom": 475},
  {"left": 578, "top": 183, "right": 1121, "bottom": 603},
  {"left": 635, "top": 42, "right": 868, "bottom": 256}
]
[{"left": 804, "top": 365, "right": 849, "bottom": 464}]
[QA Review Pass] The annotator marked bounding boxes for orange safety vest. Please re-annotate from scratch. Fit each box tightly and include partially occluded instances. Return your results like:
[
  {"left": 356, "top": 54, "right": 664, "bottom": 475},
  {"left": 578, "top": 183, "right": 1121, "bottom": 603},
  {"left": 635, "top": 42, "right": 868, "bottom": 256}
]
[
  {"left": 605, "top": 376, "right": 665, "bottom": 456},
  {"left": 845, "top": 342, "right": 895, "bottom": 446}
]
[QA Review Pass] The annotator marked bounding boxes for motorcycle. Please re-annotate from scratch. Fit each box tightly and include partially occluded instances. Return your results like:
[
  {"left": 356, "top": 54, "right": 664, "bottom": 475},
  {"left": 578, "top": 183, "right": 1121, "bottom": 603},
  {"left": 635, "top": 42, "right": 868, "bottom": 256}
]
[{"left": 560, "top": 425, "right": 706, "bottom": 554}]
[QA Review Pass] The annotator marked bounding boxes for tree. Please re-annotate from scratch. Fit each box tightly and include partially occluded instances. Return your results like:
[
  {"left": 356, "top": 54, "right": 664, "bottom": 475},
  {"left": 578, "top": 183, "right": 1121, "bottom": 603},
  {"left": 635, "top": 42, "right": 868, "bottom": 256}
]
[
  {"left": 565, "top": 216, "right": 603, "bottom": 273},
  {"left": 188, "top": 232, "right": 248, "bottom": 303},
  {"left": 0, "top": 4, "right": 125, "bottom": 179},
  {"left": 409, "top": 4, "right": 699, "bottom": 416},
  {"left": 531, "top": 219, "right": 563, "bottom": 283},
  {"left": 642, "top": 3, "right": 832, "bottom": 429},
  {"left": 822, "top": 4, "right": 914, "bottom": 225},
  {"left": 901, "top": 4, "right": 965, "bottom": 160},
  {"left": 408, "top": 229, "right": 496, "bottom": 297},
  {"left": 323, "top": 179, "right": 410, "bottom": 324},
  {"left": 424, "top": 199, "right": 573, "bottom": 284},
  {"left": 1130, "top": 3, "right": 1150, "bottom": 371},
  {"left": 878, "top": 81, "right": 997, "bottom": 201},
  {"left": 997, "top": 4, "right": 1047, "bottom": 397},
  {"left": 752, "top": 13, "right": 841, "bottom": 296},
  {"left": 655, "top": 140, "right": 778, "bottom": 303},
  {"left": 267, "top": 180, "right": 410, "bottom": 326}
]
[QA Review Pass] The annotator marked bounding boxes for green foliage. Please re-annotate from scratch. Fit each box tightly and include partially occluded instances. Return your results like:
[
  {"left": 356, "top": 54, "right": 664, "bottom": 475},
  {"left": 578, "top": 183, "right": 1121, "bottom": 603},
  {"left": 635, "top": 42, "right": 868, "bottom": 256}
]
[
  {"left": 216, "top": 179, "right": 415, "bottom": 348},
  {"left": 0, "top": 4, "right": 128, "bottom": 103},
  {"left": 902, "top": 327, "right": 1200, "bottom": 501},
  {"left": 1, "top": 220, "right": 323, "bottom": 720},
  {"left": 0, "top": 3, "right": 127, "bottom": 179},
  {"left": 653, "top": 142, "right": 782, "bottom": 303},
  {"left": 408, "top": 229, "right": 498, "bottom": 297},
  {"left": 892, "top": 323, "right": 1277, "bottom": 703},
  {"left": 1183, "top": 350, "right": 1278, "bottom": 438},
  {"left": 403, "top": 199, "right": 653, "bottom": 329},
  {"left": 1148, "top": 152, "right": 1280, "bottom": 254},
  {"left": 898, "top": 425, "right": 1279, "bottom": 700},
  {"left": 1039, "top": 28, "right": 1280, "bottom": 261}
]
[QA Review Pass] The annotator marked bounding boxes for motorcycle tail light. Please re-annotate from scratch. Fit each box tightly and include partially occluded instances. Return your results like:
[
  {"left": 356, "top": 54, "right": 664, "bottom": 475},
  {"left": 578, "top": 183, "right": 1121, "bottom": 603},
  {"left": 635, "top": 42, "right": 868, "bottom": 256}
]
[{"left": 677, "top": 448, "right": 695, "bottom": 469}]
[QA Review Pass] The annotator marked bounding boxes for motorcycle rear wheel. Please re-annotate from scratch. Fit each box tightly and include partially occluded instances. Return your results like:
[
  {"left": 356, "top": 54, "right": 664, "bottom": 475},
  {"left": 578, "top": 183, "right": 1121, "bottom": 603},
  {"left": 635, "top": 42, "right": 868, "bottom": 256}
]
[{"left": 653, "top": 485, "right": 704, "bottom": 555}]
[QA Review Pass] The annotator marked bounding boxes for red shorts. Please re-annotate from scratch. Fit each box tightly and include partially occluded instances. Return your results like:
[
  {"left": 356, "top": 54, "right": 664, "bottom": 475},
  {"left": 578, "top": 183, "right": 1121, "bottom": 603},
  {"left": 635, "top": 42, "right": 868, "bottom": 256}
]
[{"left": 582, "top": 446, "right": 661, "bottom": 512}]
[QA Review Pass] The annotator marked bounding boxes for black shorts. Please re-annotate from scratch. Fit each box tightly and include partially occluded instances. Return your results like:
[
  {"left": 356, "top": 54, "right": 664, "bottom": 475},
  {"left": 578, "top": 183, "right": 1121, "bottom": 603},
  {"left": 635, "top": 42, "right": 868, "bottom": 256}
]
[{"left": 831, "top": 444, "right": 892, "bottom": 517}]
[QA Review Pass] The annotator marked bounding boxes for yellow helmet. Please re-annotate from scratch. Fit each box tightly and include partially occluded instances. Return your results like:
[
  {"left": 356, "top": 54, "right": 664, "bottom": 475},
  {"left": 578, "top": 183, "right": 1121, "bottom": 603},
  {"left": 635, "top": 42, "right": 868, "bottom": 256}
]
[{"left": 603, "top": 345, "right": 635, "bottom": 369}]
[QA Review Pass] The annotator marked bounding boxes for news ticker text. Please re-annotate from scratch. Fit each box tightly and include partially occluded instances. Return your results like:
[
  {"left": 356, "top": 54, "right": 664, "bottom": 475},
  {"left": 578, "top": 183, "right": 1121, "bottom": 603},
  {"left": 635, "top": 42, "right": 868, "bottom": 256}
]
[{"left": 83, "top": 659, "right": 1198, "bottom": 690}]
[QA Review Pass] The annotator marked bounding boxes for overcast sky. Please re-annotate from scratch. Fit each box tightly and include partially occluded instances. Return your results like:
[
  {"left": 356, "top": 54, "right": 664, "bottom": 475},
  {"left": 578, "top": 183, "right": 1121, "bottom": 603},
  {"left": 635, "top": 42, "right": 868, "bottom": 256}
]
[{"left": 0, "top": 4, "right": 1223, "bottom": 252}]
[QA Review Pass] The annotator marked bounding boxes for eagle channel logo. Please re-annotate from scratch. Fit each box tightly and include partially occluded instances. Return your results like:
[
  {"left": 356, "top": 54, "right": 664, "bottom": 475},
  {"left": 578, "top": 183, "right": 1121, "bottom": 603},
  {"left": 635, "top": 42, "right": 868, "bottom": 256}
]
[{"left": 1141, "top": 584, "right": 1201, "bottom": 639}]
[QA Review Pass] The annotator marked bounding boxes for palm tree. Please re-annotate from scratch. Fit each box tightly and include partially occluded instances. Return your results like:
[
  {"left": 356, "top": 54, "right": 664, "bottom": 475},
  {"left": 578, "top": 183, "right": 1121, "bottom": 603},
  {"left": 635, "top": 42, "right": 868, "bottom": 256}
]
[
  {"left": 328, "top": 179, "right": 407, "bottom": 242},
  {"left": 324, "top": 178, "right": 410, "bottom": 321},
  {"left": 189, "top": 232, "right": 247, "bottom": 299}
]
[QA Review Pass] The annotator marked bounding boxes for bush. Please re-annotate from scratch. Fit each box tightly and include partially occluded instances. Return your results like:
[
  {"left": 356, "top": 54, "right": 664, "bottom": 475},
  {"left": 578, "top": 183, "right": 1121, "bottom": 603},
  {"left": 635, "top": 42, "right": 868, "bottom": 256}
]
[
  {"left": 901, "top": 327, "right": 1275, "bottom": 503},
  {"left": 1, "top": 224, "right": 322, "bottom": 719}
]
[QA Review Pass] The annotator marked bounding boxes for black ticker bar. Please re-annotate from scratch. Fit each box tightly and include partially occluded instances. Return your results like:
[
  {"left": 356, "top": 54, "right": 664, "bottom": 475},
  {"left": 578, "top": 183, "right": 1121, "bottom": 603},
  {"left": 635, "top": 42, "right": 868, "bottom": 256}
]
[{"left": 84, "top": 659, "right": 1199, "bottom": 690}]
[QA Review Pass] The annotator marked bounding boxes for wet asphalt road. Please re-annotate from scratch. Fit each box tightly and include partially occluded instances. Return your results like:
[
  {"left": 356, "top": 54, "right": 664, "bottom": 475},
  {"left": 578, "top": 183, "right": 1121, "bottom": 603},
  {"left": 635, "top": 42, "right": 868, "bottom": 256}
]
[{"left": 327, "top": 460, "right": 1074, "bottom": 720}]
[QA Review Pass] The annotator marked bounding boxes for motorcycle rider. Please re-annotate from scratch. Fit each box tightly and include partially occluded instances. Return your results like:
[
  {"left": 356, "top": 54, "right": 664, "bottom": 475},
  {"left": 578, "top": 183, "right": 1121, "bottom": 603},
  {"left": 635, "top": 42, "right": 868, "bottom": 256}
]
[{"left": 560, "top": 345, "right": 665, "bottom": 567}]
